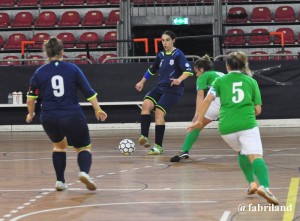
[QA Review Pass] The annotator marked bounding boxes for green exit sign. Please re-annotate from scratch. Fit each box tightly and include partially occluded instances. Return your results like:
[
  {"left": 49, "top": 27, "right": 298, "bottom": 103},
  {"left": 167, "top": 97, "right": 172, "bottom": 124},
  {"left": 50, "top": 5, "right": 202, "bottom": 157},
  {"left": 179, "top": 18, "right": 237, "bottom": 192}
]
[{"left": 172, "top": 17, "right": 190, "bottom": 25}]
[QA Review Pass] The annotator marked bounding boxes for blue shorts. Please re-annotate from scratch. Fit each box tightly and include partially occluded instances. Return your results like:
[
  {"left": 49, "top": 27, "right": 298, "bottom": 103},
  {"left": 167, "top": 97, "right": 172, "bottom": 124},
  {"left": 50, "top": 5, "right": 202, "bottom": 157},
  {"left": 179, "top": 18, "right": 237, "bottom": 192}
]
[
  {"left": 144, "top": 85, "right": 183, "bottom": 114},
  {"left": 40, "top": 113, "right": 91, "bottom": 148}
]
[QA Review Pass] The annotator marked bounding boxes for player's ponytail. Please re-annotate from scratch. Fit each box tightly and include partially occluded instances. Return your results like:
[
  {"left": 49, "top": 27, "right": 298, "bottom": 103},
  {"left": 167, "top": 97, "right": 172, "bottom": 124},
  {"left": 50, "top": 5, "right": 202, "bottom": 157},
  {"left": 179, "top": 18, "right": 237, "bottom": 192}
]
[
  {"left": 226, "top": 51, "right": 252, "bottom": 77},
  {"left": 43, "top": 37, "right": 63, "bottom": 59},
  {"left": 193, "top": 54, "right": 214, "bottom": 71}
]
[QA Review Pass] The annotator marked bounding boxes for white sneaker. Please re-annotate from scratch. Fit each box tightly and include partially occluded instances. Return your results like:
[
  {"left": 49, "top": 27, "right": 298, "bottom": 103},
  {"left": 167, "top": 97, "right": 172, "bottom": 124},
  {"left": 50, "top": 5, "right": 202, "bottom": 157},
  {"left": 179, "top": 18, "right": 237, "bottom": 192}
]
[
  {"left": 247, "top": 182, "right": 258, "bottom": 195},
  {"left": 79, "top": 172, "right": 97, "bottom": 191},
  {"left": 55, "top": 181, "right": 68, "bottom": 191},
  {"left": 257, "top": 185, "right": 279, "bottom": 205}
]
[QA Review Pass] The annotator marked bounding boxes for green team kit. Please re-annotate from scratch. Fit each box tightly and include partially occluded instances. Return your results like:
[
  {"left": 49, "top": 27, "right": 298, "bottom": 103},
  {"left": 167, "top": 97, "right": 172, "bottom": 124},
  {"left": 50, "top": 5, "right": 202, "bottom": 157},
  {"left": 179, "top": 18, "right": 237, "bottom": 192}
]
[{"left": 211, "top": 71, "right": 262, "bottom": 135}]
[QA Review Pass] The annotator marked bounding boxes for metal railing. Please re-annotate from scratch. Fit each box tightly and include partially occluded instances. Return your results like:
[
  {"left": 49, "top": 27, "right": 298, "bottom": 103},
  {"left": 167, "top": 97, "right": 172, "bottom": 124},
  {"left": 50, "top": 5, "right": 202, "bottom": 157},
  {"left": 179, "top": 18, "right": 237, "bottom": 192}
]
[
  {"left": 102, "top": 55, "right": 201, "bottom": 63},
  {"left": 0, "top": 57, "right": 93, "bottom": 65},
  {"left": 214, "top": 53, "right": 299, "bottom": 61}
]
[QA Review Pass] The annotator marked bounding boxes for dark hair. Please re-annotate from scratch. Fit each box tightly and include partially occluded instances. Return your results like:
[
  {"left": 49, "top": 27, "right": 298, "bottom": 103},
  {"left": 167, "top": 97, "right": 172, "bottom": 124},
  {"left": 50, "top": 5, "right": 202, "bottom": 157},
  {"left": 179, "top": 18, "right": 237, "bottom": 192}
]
[
  {"left": 161, "top": 30, "right": 176, "bottom": 40},
  {"left": 226, "top": 51, "right": 252, "bottom": 76},
  {"left": 193, "top": 54, "right": 213, "bottom": 72},
  {"left": 43, "top": 37, "right": 63, "bottom": 58}
]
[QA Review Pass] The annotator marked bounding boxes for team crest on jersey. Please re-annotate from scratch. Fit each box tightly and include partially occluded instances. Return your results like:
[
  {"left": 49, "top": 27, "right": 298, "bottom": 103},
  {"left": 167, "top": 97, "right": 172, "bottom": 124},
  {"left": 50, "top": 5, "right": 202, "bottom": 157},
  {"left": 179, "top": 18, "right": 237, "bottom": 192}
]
[
  {"left": 185, "top": 63, "right": 190, "bottom": 67},
  {"left": 169, "top": 59, "right": 174, "bottom": 65}
]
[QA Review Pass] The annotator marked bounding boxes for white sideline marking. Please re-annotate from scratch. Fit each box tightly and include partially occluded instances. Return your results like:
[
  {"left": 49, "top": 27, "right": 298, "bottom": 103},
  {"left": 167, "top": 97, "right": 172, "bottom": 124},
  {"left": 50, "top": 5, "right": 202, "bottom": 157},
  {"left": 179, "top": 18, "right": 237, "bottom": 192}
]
[
  {"left": 220, "top": 211, "right": 231, "bottom": 221},
  {"left": 10, "top": 201, "right": 217, "bottom": 221}
]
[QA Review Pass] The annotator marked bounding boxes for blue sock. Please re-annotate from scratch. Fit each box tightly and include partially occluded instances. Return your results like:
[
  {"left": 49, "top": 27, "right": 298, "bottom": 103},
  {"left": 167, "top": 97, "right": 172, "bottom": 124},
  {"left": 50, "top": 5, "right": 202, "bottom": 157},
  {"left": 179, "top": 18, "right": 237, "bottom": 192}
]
[
  {"left": 52, "top": 152, "right": 66, "bottom": 183},
  {"left": 77, "top": 150, "right": 92, "bottom": 174}
]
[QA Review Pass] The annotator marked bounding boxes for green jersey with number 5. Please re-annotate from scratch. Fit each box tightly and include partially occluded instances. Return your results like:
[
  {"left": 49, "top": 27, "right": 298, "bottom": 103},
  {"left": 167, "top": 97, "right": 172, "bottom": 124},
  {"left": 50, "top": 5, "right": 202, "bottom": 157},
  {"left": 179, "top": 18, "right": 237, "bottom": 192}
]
[{"left": 211, "top": 71, "right": 262, "bottom": 135}]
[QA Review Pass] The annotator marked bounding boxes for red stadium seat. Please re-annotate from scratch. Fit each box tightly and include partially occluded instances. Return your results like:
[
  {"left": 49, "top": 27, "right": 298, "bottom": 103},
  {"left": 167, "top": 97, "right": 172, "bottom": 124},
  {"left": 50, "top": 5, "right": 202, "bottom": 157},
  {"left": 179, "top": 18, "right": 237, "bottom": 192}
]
[
  {"left": 274, "top": 28, "right": 295, "bottom": 44},
  {"left": 98, "top": 54, "right": 117, "bottom": 63},
  {"left": 250, "top": 7, "right": 272, "bottom": 23},
  {"left": 223, "top": 29, "right": 246, "bottom": 46},
  {"left": 0, "top": 12, "right": 10, "bottom": 28},
  {"left": 57, "top": 32, "right": 76, "bottom": 48},
  {"left": 58, "top": 11, "right": 80, "bottom": 27},
  {"left": 249, "top": 51, "right": 269, "bottom": 61},
  {"left": 10, "top": 12, "right": 33, "bottom": 27},
  {"left": 63, "top": 0, "right": 85, "bottom": 5},
  {"left": 3, "top": 33, "right": 27, "bottom": 50},
  {"left": 0, "top": 56, "right": 21, "bottom": 66},
  {"left": 227, "top": 0, "right": 249, "bottom": 2},
  {"left": 34, "top": 11, "right": 57, "bottom": 27},
  {"left": 274, "top": 6, "right": 295, "bottom": 22},
  {"left": 101, "top": 31, "right": 117, "bottom": 48},
  {"left": 109, "top": 0, "right": 120, "bottom": 4},
  {"left": 31, "top": 33, "right": 51, "bottom": 49},
  {"left": 132, "top": 0, "right": 155, "bottom": 4},
  {"left": 17, "top": 0, "right": 38, "bottom": 6},
  {"left": 273, "top": 50, "right": 295, "bottom": 60},
  {"left": 82, "top": 11, "right": 104, "bottom": 26},
  {"left": 156, "top": 0, "right": 178, "bottom": 3},
  {"left": 77, "top": 32, "right": 99, "bottom": 49},
  {"left": 177, "top": 0, "right": 202, "bottom": 3},
  {"left": 105, "top": 10, "right": 120, "bottom": 26},
  {"left": 248, "top": 28, "right": 270, "bottom": 45},
  {"left": 226, "top": 7, "right": 248, "bottom": 24},
  {"left": 26, "top": 55, "right": 45, "bottom": 65},
  {"left": 0, "top": 0, "right": 15, "bottom": 7},
  {"left": 86, "top": 0, "right": 107, "bottom": 4},
  {"left": 74, "top": 54, "right": 95, "bottom": 64},
  {"left": 40, "top": 0, "right": 61, "bottom": 6}
]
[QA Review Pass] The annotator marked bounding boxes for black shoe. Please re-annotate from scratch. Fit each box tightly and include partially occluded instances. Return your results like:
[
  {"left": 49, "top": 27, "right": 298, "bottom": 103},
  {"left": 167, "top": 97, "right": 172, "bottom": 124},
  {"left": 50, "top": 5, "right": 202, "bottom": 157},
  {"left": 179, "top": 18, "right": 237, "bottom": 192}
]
[{"left": 170, "top": 152, "right": 189, "bottom": 162}]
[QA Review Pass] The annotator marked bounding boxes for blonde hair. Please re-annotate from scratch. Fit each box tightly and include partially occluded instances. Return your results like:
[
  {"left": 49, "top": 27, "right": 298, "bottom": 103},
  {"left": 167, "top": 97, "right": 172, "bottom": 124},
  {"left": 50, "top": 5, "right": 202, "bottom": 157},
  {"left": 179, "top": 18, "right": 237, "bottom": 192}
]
[{"left": 226, "top": 51, "right": 252, "bottom": 77}]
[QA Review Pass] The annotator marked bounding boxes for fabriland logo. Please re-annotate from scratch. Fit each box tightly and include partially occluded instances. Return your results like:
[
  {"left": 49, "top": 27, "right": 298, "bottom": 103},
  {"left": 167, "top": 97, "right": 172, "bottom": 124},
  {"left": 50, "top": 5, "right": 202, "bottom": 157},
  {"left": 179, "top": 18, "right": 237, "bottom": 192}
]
[{"left": 238, "top": 203, "right": 292, "bottom": 214}]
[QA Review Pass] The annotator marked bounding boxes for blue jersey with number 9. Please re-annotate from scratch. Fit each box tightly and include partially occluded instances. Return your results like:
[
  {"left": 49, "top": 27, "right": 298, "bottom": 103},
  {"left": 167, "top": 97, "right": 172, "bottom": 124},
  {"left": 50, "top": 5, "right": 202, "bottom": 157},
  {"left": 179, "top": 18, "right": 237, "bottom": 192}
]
[{"left": 27, "top": 60, "right": 96, "bottom": 117}]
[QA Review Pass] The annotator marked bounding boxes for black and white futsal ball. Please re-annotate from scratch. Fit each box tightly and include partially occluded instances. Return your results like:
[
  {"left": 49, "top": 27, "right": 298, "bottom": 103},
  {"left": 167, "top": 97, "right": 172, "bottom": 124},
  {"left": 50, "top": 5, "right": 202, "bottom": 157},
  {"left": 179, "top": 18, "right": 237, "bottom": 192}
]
[{"left": 118, "top": 139, "right": 135, "bottom": 155}]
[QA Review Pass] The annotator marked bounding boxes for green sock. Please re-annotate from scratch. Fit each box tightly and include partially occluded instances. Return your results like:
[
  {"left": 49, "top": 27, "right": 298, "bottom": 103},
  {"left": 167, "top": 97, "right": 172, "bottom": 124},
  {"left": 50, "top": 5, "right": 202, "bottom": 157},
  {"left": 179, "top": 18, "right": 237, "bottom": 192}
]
[
  {"left": 182, "top": 128, "right": 200, "bottom": 152},
  {"left": 253, "top": 158, "right": 270, "bottom": 188},
  {"left": 238, "top": 154, "right": 255, "bottom": 183}
]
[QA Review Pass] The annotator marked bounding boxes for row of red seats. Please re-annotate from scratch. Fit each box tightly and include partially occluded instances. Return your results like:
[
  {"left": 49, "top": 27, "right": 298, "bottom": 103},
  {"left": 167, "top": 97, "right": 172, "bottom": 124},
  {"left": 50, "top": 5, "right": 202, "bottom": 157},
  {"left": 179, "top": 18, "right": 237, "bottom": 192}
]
[
  {"left": 223, "top": 28, "right": 298, "bottom": 46},
  {"left": 0, "top": 0, "right": 119, "bottom": 7},
  {"left": 0, "top": 0, "right": 221, "bottom": 6},
  {"left": 248, "top": 50, "right": 297, "bottom": 61},
  {"left": 0, "top": 53, "right": 117, "bottom": 66},
  {"left": 226, "top": 6, "right": 299, "bottom": 23},
  {"left": 0, "top": 32, "right": 117, "bottom": 50},
  {"left": 0, "top": 10, "right": 119, "bottom": 28}
]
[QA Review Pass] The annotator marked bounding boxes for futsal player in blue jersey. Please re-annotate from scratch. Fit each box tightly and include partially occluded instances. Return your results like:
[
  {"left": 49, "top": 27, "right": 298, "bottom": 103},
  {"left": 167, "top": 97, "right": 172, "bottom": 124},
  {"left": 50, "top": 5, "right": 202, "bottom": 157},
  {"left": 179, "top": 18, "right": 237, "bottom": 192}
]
[
  {"left": 135, "top": 30, "right": 193, "bottom": 155},
  {"left": 26, "top": 37, "right": 107, "bottom": 191}
]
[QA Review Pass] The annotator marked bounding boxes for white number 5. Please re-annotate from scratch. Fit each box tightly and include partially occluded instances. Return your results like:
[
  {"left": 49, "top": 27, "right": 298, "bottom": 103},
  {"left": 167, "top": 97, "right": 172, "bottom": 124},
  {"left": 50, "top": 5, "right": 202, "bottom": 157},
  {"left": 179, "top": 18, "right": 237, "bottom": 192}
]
[
  {"left": 51, "top": 75, "right": 64, "bottom": 97},
  {"left": 232, "top": 82, "right": 244, "bottom": 103}
]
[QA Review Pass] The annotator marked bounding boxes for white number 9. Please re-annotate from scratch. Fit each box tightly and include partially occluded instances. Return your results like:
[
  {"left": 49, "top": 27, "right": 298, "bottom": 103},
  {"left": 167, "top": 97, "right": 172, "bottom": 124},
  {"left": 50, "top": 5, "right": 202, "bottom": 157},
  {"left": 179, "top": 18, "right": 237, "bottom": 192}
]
[
  {"left": 232, "top": 82, "right": 244, "bottom": 103},
  {"left": 51, "top": 75, "right": 64, "bottom": 97}
]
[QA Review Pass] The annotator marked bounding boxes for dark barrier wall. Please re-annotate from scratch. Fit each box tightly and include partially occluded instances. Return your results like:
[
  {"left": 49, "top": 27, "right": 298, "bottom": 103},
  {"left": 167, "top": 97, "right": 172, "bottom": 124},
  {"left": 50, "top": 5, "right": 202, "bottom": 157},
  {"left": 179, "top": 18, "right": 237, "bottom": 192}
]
[{"left": 0, "top": 61, "right": 300, "bottom": 125}]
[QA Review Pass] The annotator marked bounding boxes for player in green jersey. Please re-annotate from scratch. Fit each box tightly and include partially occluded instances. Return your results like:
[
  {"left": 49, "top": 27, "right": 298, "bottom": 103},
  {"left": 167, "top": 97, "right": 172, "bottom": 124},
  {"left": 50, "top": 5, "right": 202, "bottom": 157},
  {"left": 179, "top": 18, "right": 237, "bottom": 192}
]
[
  {"left": 170, "top": 55, "right": 224, "bottom": 162},
  {"left": 187, "top": 51, "right": 279, "bottom": 205}
]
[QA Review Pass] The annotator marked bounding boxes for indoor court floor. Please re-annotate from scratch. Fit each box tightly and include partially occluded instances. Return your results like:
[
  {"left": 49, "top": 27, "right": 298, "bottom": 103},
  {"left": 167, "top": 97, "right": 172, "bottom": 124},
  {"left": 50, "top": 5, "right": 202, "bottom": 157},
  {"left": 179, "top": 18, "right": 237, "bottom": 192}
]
[{"left": 0, "top": 126, "right": 299, "bottom": 221}]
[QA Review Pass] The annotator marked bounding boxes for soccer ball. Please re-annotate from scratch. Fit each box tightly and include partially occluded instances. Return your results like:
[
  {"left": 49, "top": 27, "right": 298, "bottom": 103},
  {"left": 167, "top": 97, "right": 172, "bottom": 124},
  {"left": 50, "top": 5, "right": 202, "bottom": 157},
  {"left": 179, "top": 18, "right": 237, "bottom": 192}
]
[{"left": 118, "top": 139, "right": 135, "bottom": 155}]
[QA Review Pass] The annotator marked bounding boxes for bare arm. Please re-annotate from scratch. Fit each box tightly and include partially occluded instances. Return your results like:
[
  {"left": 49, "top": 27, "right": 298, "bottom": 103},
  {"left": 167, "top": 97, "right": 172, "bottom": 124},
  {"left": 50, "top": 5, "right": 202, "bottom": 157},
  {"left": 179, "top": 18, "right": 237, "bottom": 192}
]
[
  {"left": 193, "top": 90, "right": 205, "bottom": 122},
  {"left": 135, "top": 77, "right": 147, "bottom": 92},
  {"left": 26, "top": 97, "right": 36, "bottom": 123},
  {"left": 255, "top": 105, "right": 262, "bottom": 116},
  {"left": 89, "top": 96, "right": 107, "bottom": 121},
  {"left": 170, "top": 72, "right": 192, "bottom": 86},
  {"left": 187, "top": 93, "right": 215, "bottom": 131}
]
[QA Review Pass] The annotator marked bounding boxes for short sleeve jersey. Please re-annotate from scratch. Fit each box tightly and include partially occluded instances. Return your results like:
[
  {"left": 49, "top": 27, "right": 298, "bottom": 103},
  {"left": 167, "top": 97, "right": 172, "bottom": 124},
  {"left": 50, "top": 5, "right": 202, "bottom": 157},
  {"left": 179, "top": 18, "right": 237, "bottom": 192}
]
[
  {"left": 148, "top": 48, "right": 193, "bottom": 87},
  {"left": 27, "top": 60, "right": 96, "bottom": 117},
  {"left": 196, "top": 70, "right": 224, "bottom": 91},
  {"left": 211, "top": 71, "right": 262, "bottom": 135}
]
